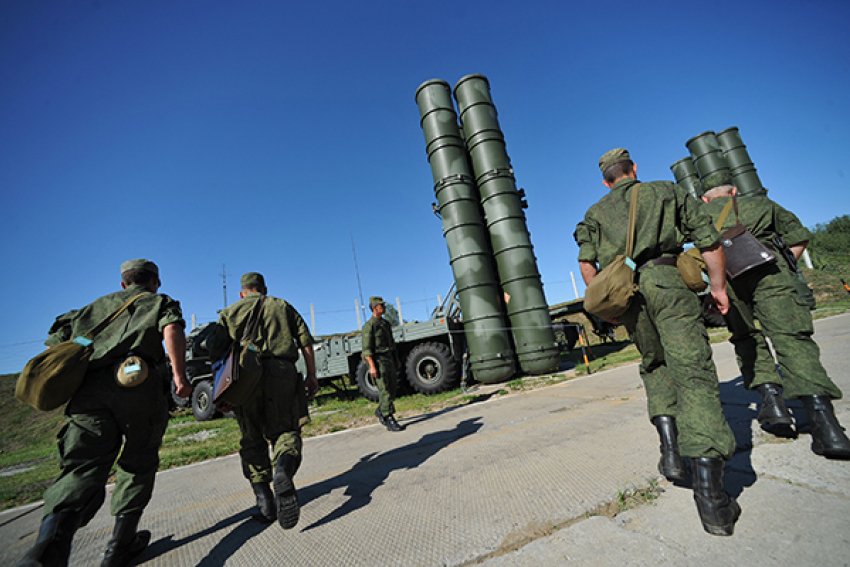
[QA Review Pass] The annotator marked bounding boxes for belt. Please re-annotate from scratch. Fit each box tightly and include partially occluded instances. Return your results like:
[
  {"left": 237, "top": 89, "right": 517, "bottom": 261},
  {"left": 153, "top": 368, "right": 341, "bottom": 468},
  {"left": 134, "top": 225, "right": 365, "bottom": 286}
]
[{"left": 638, "top": 256, "right": 678, "bottom": 271}]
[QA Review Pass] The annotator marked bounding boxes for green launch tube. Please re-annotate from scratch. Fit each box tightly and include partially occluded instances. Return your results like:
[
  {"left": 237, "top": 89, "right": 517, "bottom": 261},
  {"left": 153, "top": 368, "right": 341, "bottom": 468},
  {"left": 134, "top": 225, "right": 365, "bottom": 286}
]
[
  {"left": 415, "top": 79, "right": 516, "bottom": 383},
  {"left": 670, "top": 156, "right": 704, "bottom": 200},
  {"left": 453, "top": 74, "right": 559, "bottom": 376},
  {"left": 686, "top": 130, "right": 734, "bottom": 190},
  {"left": 716, "top": 127, "right": 767, "bottom": 197}
]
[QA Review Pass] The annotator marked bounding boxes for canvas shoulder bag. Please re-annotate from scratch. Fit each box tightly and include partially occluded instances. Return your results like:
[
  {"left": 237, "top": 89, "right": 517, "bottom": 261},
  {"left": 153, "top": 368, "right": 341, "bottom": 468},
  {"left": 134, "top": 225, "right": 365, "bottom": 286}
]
[
  {"left": 16, "top": 292, "right": 147, "bottom": 411},
  {"left": 214, "top": 295, "right": 266, "bottom": 406},
  {"left": 584, "top": 184, "right": 640, "bottom": 319},
  {"left": 716, "top": 197, "right": 776, "bottom": 279}
]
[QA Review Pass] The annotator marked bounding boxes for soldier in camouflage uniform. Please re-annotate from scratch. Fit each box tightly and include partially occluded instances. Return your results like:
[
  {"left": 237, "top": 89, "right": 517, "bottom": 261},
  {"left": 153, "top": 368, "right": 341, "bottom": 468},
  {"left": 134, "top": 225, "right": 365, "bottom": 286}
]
[
  {"left": 17, "top": 259, "right": 192, "bottom": 567},
  {"left": 208, "top": 272, "right": 319, "bottom": 530},
  {"left": 362, "top": 296, "right": 404, "bottom": 432},
  {"left": 701, "top": 180, "right": 850, "bottom": 458},
  {"left": 575, "top": 149, "right": 740, "bottom": 536}
]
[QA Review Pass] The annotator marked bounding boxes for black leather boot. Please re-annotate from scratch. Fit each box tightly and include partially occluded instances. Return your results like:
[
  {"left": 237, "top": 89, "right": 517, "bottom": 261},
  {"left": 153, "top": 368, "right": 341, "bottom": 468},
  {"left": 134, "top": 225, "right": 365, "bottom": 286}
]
[
  {"left": 691, "top": 457, "right": 741, "bottom": 536},
  {"left": 251, "top": 482, "right": 276, "bottom": 523},
  {"left": 755, "top": 383, "right": 793, "bottom": 426},
  {"left": 16, "top": 512, "right": 78, "bottom": 567},
  {"left": 651, "top": 416, "right": 686, "bottom": 481},
  {"left": 385, "top": 415, "right": 404, "bottom": 432},
  {"left": 801, "top": 396, "right": 850, "bottom": 458},
  {"left": 375, "top": 407, "right": 387, "bottom": 426},
  {"left": 100, "top": 513, "right": 150, "bottom": 567},
  {"left": 273, "top": 454, "right": 300, "bottom": 530}
]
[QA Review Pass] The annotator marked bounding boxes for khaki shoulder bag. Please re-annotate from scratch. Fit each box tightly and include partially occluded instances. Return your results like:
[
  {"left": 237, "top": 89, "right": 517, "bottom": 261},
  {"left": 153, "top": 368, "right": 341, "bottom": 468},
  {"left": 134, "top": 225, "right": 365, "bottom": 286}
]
[
  {"left": 16, "top": 293, "right": 147, "bottom": 411},
  {"left": 213, "top": 295, "right": 266, "bottom": 406},
  {"left": 584, "top": 184, "right": 640, "bottom": 319}
]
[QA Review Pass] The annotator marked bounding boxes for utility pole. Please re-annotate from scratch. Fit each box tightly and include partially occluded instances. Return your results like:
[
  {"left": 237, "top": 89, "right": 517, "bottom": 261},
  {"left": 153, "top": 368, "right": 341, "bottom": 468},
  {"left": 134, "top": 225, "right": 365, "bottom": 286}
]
[{"left": 220, "top": 264, "right": 229, "bottom": 309}]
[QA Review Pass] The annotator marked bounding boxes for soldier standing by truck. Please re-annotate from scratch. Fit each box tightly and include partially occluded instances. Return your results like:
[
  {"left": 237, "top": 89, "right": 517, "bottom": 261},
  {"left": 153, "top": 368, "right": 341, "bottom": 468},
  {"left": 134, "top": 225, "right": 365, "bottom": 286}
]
[
  {"left": 208, "top": 272, "right": 318, "bottom": 530},
  {"left": 362, "top": 296, "right": 404, "bottom": 432},
  {"left": 700, "top": 181, "right": 850, "bottom": 458}
]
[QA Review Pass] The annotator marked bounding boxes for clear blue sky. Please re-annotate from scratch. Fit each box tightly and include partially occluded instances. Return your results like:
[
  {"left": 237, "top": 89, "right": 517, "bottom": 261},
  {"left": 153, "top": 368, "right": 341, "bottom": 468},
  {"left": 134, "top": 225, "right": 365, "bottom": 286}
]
[{"left": 2, "top": 0, "right": 848, "bottom": 374}]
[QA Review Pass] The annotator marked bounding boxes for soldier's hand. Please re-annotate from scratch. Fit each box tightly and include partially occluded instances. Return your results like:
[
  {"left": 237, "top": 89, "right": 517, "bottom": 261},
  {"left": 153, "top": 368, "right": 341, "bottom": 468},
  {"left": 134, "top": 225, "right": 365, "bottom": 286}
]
[
  {"left": 708, "top": 288, "right": 730, "bottom": 315},
  {"left": 305, "top": 373, "right": 319, "bottom": 401},
  {"left": 174, "top": 376, "right": 193, "bottom": 399}
]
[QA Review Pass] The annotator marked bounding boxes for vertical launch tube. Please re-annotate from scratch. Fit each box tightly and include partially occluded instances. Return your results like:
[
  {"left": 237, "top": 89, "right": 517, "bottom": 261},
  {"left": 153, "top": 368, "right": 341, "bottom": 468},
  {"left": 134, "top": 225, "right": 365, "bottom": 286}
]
[
  {"left": 670, "top": 156, "right": 704, "bottom": 200},
  {"left": 453, "top": 74, "right": 559, "bottom": 376},
  {"left": 716, "top": 127, "right": 767, "bottom": 197},
  {"left": 415, "top": 79, "right": 517, "bottom": 383},
  {"left": 686, "top": 130, "right": 733, "bottom": 190}
]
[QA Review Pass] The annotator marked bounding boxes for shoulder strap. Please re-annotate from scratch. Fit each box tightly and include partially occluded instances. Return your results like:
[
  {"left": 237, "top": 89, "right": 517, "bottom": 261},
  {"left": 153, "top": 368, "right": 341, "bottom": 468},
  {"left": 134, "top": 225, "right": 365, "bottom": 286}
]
[
  {"left": 625, "top": 183, "right": 640, "bottom": 258},
  {"left": 83, "top": 292, "right": 148, "bottom": 340},
  {"left": 715, "top": 198, "right": 737, "bottom": 231},
  {"left": 241, "top": 295, "right": 266, "bottom": 342}
]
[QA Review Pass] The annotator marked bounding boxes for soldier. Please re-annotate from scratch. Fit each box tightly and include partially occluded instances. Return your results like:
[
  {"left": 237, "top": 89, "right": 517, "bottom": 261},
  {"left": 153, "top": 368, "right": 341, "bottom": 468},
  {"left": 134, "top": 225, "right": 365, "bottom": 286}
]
[
  {"left": 575, "top": 149, "right": 740, "bottom": 536},
  {"left": 207, "top": 272, "right": 318, "bottom": 530},
  {"left": 17, "top": 259, "right": 192, "bottom": 567},
  {"left": 700, "top": 180, "right": 850, "bottom": 458},
  {"left": 362, "top": 296, "right": 404, "bottom": 432}
]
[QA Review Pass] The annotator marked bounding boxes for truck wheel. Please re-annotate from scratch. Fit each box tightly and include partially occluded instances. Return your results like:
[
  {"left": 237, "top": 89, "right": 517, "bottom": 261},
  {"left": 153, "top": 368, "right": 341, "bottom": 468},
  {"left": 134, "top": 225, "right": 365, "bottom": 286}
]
[
  {"left": 405, "top": 342, "right": 459, "bottom": 395},
  {"left": 355, "top": 361, "right": 381, "bottom": 403},
  {"left": 192, "top": 380, "right": 217, "bottom": 421}
]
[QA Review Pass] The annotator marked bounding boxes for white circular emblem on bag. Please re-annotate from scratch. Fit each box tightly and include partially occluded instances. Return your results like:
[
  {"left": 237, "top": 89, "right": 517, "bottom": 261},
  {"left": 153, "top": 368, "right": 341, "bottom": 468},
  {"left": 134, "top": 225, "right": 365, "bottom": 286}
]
[{"left": 722, "top": 239, "right": 733, "bottom": 247}]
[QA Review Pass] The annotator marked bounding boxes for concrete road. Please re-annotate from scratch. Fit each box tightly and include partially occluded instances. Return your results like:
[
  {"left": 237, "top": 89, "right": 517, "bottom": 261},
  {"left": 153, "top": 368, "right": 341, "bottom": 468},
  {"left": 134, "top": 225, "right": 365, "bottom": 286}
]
[{"left": 2, "top": 314, "right": 848, "bottom": 566}]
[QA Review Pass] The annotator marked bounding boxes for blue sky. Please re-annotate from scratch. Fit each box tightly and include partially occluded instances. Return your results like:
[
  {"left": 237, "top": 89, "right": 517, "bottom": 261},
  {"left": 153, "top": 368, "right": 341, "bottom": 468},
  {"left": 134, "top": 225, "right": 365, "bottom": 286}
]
[{"left": 1, "top": 0, "right": 848, "bottom": 374}]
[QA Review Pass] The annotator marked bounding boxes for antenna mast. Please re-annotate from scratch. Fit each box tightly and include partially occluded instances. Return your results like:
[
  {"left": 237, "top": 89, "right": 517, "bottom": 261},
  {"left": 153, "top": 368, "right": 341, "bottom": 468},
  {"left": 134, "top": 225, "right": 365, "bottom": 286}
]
[
  {"left": 350, "top": 231, "right": 366, "bottom": 322},
  {"left": 220, "top": 264, "right": 229, "bottom": 309}
]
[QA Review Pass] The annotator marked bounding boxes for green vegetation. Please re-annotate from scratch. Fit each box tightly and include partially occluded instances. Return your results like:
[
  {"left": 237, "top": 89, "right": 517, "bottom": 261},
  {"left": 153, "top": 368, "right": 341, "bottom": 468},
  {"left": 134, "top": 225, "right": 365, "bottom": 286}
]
[{"left": 808, "top": 214, "right": 850, "bottom": 272}]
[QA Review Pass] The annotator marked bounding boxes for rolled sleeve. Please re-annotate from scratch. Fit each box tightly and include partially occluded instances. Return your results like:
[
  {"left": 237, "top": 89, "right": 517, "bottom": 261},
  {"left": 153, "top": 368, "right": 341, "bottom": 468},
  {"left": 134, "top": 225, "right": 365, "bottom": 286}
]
[{"left": 574, "top": 221, "right": 599, "bottom": 263}]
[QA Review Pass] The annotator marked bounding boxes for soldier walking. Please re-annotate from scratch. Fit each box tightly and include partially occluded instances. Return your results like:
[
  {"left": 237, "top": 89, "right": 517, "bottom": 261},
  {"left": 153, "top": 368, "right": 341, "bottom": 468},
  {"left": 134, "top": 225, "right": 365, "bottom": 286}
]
[
  {"left": 700, "top": 180, "right": 850, "bottom": 457},
  {"left": 208, "top": 273, "right": 319, "bottom": 529},
  {"left": 17, "top": 259, "right": 192, "bottom": 567},
  {"left": 362, "top": 297, "right": 404, "bottom": 432},
  {"left": 575, "top": 149, "right": 740, "bottom": 536}
]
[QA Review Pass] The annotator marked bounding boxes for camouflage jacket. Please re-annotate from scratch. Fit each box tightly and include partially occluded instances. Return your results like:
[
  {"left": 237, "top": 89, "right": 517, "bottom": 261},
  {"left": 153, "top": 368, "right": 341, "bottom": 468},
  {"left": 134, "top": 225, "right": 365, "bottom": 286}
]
[
  {"left": 45, "top": 283, "right": 184, "bottom": 370},
  {"left": 702, "top": 195, "right": 812, "bottom": 247},
  {"left": 208, "top": 292, "right": 313, "bottom": 362},
  {"left": 361, "top": 316, "right": 397, "bottom": 359},
  {"left": 575, "top": 178, "right": 720, "bottom": 270}
]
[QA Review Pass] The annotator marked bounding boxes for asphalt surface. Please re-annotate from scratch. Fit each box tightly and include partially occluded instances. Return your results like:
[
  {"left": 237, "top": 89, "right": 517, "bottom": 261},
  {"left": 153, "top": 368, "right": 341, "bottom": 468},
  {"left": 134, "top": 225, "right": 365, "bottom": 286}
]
[{"left": 2, "top": 314, "right": 849, "bottom": 567}]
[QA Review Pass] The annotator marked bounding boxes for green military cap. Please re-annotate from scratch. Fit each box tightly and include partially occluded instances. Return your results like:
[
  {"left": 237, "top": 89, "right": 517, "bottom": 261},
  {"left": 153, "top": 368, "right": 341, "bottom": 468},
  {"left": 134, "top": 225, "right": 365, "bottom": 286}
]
[
  {"left": 241, "top": 272, "right": 266, "bottom": 288},
  {"left": 701, "top": 170, "right": 733, "bottom": 190},
  {"left": 120, "top": 258, "right": 159, "bottom": 276},
  {"left": 369, "top": 296, "right": 386, "bottom": 308},
  {"left": 599, "top": 148, "right": 631, "bottom": 174}
]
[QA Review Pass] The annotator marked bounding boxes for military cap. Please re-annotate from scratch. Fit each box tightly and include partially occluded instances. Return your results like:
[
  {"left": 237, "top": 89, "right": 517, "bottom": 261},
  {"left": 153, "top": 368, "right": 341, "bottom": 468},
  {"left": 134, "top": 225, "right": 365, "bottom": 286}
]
[
  {"left": 369, "top": 296, "right": 386, "bottom": 308},
  {"left": 120, "top": 258, "right": 159, "bottom": 276},
  {"left": 599, "top": 148, "right": 631, "bottom": 174},
  {"left": 700, "top": 170, "right": 734, "bottom": 191},
  {"left": 241, "top": 272, "right": 266, "bottom": 288}
]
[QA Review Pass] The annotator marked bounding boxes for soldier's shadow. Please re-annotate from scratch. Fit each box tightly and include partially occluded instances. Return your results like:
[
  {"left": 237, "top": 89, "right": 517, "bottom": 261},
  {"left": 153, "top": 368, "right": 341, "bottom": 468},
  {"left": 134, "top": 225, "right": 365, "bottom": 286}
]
[
  {"left": 717, "top": 375, "right": 804, "bottom": 497},
  {"left": 140, "top": 508, "right": 275, "bottom": 566},
  {"left": 298, "top": 417, "right": 483, "bottom": 531}
]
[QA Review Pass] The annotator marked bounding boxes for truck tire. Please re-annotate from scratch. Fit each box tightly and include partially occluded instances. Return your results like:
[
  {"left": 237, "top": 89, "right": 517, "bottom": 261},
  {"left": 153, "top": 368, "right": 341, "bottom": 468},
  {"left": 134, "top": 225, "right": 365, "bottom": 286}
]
[
  {"left": 355, "top": 361, "right": 381, "bottom": 403},
  {"left": 405, "top": 342, "right": 459, "bottom": 395},
  {"left": 192, "top": 380, "right": 217, "bottom": 421}
]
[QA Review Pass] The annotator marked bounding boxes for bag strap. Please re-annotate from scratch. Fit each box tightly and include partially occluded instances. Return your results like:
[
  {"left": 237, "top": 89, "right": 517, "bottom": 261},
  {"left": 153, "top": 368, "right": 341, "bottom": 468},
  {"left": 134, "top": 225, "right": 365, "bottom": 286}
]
[
  {"left": 83, "top": 292, "right": 148, "bottom": 340},
  {"left": 625, "top": 183, "right": 640, "bottom": 258},
  {"left": 241, "top": 295, "right": 266, "bottom": 343},
  {"left": 714, "top": 197, "right": 739, "bottom": 231}
]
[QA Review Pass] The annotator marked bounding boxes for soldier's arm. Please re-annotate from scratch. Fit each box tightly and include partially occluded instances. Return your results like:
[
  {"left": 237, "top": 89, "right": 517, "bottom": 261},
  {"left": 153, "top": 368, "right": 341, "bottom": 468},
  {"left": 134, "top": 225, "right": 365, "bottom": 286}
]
[
  {"left": 579, "top": 261, "right": 598, "bottom": 286},
  {"left": 164, "top": 323, "right": 192, "bottom": 398},
  {"left": 300, "top": 343, "right": 318, "bottom": 400},
  {"left": 700, "top": 244, "right": 729, "bottom": 315}
]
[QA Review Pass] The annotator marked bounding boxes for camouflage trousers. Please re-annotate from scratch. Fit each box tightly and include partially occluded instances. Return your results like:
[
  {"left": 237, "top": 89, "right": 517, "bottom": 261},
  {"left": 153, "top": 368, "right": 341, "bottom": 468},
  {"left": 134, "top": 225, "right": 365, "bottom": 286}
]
[
  {"left": 373, "top": 354, "right": 398, "bottom": 418},
  {"left": 43, "top": 366, "right": 169, "bottom": 523},
  {"left": 235, "top": 358, "right": 304, "bottom": 484},
  {"left": 725, "top": 261, "right": 842, "bottom": 400},
  {"left": 620, "top": 265, "right": 736, "bottom": 460}
]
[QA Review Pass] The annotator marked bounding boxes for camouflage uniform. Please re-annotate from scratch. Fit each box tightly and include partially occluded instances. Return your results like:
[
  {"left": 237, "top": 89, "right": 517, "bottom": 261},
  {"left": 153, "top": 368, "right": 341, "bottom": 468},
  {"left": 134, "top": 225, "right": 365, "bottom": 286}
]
[
  {"left": 208, "top": 292, "right": 314, "bottom": 482},
  {"left": 703, "top": 195, "right": 842, "bottom": 400},
  {"left": 42, "top": 284, "right": 184, "bottom": 523},
  {"left": 575, "top": 177, "right": 736, "bottom": 459},
  {"left": 361, "top": 315, "right": 399, "bottom": 419}
]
